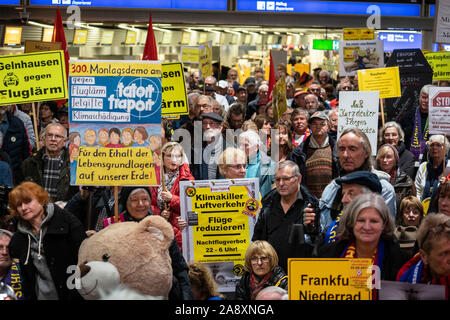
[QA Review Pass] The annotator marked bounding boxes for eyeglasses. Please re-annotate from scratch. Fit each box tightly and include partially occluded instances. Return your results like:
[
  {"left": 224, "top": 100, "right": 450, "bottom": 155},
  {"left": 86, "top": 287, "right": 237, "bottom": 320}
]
[
  {"left": 198, "top": 104, "right": 212, "bottom": 109},
  {"left": 274, "top": 176, "right": 296, "bottom": 183},
  {"left": 429, "top": 143, "right": 444, "bottom": 148},
  {"left": 310, "top": 122, "right": 328, "bottom": 128},
  {"left": 202, "top": 121, "right": 220, "bottom": 127},
  {"left": 422, "top": 220, "right": 450, "bottom": 246},
  {"left": 45, "top": 133, "right": 65, "bottom": 140},
  {"left": 251, "top": 256, "right": 270, "bottom": 264}
]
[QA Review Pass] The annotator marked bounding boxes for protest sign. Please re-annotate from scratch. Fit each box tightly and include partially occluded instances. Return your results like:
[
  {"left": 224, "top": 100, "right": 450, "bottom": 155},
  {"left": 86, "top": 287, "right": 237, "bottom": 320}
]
[
  {"left": 429, "top": 87, "right": 450, "bottom": 135},
  {"left": 338, "top": 91, "right": 379, "bottom": 156},
  {"left": 424, "top": 51, "right": 450, "bottom": 81},
  {"left": 433, "top": 0, "right": 450, "bottom": 44},
  {"left": 200, "top": 41, "right": 212, "bottom": 78},
  {"left": 339, "top": 40, "right": 384, "bottom": 77},
  {"left": 384, "top": 49, "right": 433, "bottom": 123},
  {"left": 68, "top": 60, "right": 162, "bottom": 186},
  {"left": 288, "top": 258, "right": 372, "bottom": 300},
  {"left": 161, "top": 62, "right": 189, "bottom": 117},
  {"left": 357, "top": 66, "right": 401, "bottom": 99},
  {"left": 180, "top": 47, "right": 200, "bottom": 64},
  {"left": 0, "top": 50, "right": 68, "bottom": 106},
  {"left": 180, "top": 178, "right": 260, "bottom": 292}
]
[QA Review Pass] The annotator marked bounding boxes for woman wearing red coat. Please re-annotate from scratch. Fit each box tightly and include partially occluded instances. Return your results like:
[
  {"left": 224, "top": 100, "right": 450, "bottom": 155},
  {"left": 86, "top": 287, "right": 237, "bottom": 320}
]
[{"left": 151, "top": 142, "right": 194, "bottom": 250}]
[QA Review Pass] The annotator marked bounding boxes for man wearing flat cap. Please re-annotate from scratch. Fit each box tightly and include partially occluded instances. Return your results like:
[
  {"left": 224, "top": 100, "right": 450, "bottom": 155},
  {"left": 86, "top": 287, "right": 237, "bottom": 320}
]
[
  {"left": 190, "top": 112, "right": 226, "bottom": 181},
  {"left": 288, "top": 111, "right": 339, "bottom": 199}
]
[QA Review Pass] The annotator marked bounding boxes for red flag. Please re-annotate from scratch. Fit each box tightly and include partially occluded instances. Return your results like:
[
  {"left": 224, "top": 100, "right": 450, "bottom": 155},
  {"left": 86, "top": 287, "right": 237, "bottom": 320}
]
[
  {"left": 268, "top": 50, "right": 276, "bottom": 101},
  {"left": 52, "top": 8, "right": 69, "bottom": 107},
  {"left": 142, "top": 12, "right": 158, "bottom": 60}
]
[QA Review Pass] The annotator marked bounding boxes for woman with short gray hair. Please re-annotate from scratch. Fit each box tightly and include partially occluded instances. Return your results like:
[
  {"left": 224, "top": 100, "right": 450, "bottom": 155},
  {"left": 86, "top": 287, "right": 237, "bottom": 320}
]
[{"left": 318, "top": 193, "right": 409, "bottom": 286}]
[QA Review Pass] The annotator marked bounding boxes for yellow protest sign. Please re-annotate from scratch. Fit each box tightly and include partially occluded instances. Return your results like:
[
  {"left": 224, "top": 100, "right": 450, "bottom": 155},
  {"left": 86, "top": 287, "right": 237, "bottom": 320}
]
[
  {"left": 424, "top": 52, "right": 450, "bottom": 81},
  {"left": 294, "top": 63, "right": 310, "bottom": 75},
  {"left": 180, "top": 179, "right": 260, "bottom": 264},
  {"left": 344, "top": 28, "right": 374, "bottom": 40},
  {"left": 181, "top": 47, "right": 200, "bottom": 64},
  {"left": 0, "top": 50, "right": 68, "bottom": 106},
  {"left": 358, "top": 67, "right": 401, "bottom": 99},
  {"left": 162, "top": 62, "right": 189, "bottom": 116},
  {"left": 288, "top": 258, "right": 373, "bottom": 300},
  {"left": 200, "top": 42, "right": 212, "bottom": 78},
  {"left": 74, "top": 147, "right": 157, "bottom": 186},
  {"left": 273, "top": 76, "right": 287, "bottom": 122}
]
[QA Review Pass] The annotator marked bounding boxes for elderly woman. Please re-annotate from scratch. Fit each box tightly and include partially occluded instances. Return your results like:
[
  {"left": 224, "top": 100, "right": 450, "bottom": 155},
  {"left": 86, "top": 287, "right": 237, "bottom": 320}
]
[
  {"left": 102, "top": 186, "right": 193, "bottom": 300},
  {"left": 379, "top": 121, "right": 415, "bottom": 179},
  {"left": 428, "top": 179, "right": 450, "bottom": 216},
  {"left": 7, "top": 182, "right": 86, "bottom": 300},
  {"left": 376, "top": 144, "right": 416, "bottom": 208},
  {"left": 394, "top": 196, "right": 424, "bottom": 256},
  {"left": 235, "top": 240, "right": 288, "bottom": 300},
  {"left": 188, "top": 262, "right": 224, "bottom": 300},
  {"left": 218, "top": 147, "right": 247, "bottom": 179},
  {"left": 415, "top": 134, "right": 449, "bottom": 201},
  {"left": 150, "top": 142, "right": 193, "bottom": 250},
  {"left": 318, "top": 193, "right": 409, "bottom": 283},
  {"left": 396, "top": 214, "right": 450, "bottom": 299}
]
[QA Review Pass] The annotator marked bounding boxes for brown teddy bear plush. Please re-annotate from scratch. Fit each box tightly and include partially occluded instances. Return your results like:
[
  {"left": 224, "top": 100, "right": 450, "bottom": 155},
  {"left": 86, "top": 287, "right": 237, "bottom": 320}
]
[{"left": 77, "top": 215, "right": 174, "bottom": 300}]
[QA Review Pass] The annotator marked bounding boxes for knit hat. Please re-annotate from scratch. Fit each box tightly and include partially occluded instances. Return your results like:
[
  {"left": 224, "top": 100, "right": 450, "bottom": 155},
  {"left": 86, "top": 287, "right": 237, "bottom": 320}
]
[
  {"left": 335, "top": 171, "right": 382, "bottom": 194},
  {"left": 119, "top": 186, "right": 152, "bottom": 211}
]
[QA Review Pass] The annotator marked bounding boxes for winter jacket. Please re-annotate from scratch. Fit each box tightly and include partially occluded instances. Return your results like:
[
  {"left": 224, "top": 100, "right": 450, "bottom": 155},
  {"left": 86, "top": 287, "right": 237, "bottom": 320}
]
[
  {"left": 245, "top": 150, "right": 276, "bottom": 198},
  {"left": 397, "top": 141, "right": 416, "bottom": 180},
  {"left": 0, "top": 111, "right": 31, "bottom": 173},
  {"left": 235, "top": 265, "right": 288, "bottom": 300},
  {"left": 18, "top": 147, "right": 78, "bottom": 202},
  {"left": 8, "top": 204, "right": 86, "bottom": 300},
  {"left": 150, "top": 163, "right": 194, "bottom": 250},
  {"left": 317, "top": 238, "right": 410, "bottom": 281}
]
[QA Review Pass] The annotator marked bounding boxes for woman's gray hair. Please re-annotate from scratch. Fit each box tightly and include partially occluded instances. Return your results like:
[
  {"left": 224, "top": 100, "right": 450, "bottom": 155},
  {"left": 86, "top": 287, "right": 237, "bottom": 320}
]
[
  {"left": 337, "top": 193, "right": 395, "bottom": 242},
  {"left": 379, "top": 121, "right": 405, "bottom": 144},
  {"left": 420, "top": 84, "right": 434, "bottom": 96},
  {"left": 426, "top": 134, "right": 450, "bottom": 154}
]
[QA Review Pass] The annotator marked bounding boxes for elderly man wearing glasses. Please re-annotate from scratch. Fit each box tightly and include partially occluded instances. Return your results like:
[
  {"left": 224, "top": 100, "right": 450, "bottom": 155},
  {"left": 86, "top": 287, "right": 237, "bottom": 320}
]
[
  {"left": 252, "top": 160, "right": 320, "bottom": 273},
  {"left": 18, "top": 123, "right": 77, "bottom": 202}
]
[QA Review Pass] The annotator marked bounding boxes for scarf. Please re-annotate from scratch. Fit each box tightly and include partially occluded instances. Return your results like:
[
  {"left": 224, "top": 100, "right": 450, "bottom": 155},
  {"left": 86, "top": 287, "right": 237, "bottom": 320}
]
[
  {"left": 422, "top": 160, "right": 443, "bottom": 201},
  {"left": 341, "top": 240, "right": 385, "bottom": 300},
  {"left": 292, "top": 128, "right": 311, "bottom": 147},
  {"left": 410, "top": 107, "right": 429, "bottom": 162},
  {"left": 1, "top": 261, "right": 24, "bottom": 300},
  {"left": 250, "top": 271, "right": 272, "bottom": 300},
  {"left": 157, "top": 169, "right": 179, "bottom": 210},
  {"left": 324, "top": 211, "right": 343, "bottom": 244},
  {"left": 397, "top": 253, "right": 449, "bottom": 299}
]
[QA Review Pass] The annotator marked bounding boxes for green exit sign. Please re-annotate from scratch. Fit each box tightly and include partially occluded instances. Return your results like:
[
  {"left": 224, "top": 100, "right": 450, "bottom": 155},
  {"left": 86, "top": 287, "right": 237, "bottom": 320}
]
[{"left": 313, "top": 39, "right": 339, "bottom": 50}]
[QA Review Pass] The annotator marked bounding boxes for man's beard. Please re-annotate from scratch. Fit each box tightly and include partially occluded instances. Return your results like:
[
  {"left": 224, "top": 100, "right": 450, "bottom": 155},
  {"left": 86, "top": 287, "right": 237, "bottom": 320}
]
[{"left": 203, "top": 128, "right": 221, "bottom": 143}]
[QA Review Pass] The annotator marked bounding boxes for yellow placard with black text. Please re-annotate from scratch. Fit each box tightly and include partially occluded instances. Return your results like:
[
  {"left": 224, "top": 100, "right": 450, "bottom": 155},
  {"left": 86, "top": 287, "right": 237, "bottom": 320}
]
[
  {"left": 358, "top": 67, "right": 401, "bottom": 99},
  {"left": 288, "top": 258, "right": 373, "bottom": 300},
  {"left": 181, "top": 47, "right": 200, "bottom": 64},
  {"left": 424, "top": 52, "right": 450, "bottom": 81},
  {"left": 162, "top": 62, "right": 189, "bottom": 116},
  {"left": 0, "top": 50, "right": 68, "bottom": 106},
  {"left": 344, "top": 28, "right": 375, "bottom": 41}
]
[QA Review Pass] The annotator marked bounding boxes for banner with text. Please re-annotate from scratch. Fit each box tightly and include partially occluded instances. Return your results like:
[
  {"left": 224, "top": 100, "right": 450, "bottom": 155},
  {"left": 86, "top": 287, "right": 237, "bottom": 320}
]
[
  {"left": 288, "top": 258, "right": 372, "bottom": 300},
  {"left": 338, "top": 40, "right": 384, "bottom": 77},
  {"left": 0, "top": 50, "right": 67, "bottom": 106},
  {"left": 425, "top": 51, "right": 450, "bottom": 81},
  {"left": 68, "top": 60, "right": 162, "bottom": 186},
  {"left": 358, "top": 66, "right": 401, "bottom": 99},
  {"left": 162, "top": 62, "right": 189, "bottom": 117},
  {"left": 338, "top": 91, "right": 380, "bottom": 156},
  {"left": 429, "top": 87, "right": 450, "bottom": 135},
  {"left": 180, "top": 178, "right": 260, "bottom": 292}
]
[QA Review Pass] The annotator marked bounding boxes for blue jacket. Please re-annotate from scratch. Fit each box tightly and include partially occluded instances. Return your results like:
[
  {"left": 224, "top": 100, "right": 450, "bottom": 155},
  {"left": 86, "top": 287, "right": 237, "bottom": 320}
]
[{"left": 245, "top": 150, "right": 276, "bottom": 198}]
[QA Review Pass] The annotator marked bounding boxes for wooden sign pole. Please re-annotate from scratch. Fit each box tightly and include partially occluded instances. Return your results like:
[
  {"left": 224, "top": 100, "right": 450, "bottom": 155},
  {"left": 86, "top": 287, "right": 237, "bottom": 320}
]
[
  {"left": 32, "top": 102, "right": 40, "bottom": 151},
  {"left": 114, "top": 186, "right": 119, "bottom": 222},
  {"left": 380, "top": 98, "right": 385, "bottom": 127}
]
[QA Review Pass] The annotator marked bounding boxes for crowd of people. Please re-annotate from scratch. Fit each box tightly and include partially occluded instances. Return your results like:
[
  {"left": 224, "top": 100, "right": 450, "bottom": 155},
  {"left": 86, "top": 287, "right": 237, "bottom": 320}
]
[{"left": 0, "top": 63, "right": 449, "bottom": 301}]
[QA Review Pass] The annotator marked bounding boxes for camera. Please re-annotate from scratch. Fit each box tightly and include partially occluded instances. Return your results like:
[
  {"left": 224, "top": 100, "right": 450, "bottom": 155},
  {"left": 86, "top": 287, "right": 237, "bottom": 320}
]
[{"left": 19, "top": 10, "right": 29, "bottom": 24}]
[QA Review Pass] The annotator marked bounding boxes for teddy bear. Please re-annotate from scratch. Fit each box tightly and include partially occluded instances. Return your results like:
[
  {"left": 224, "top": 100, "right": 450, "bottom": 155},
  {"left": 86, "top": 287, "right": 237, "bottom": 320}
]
[{"left": 77, "top": 215, "right": 174, "bottom": 300}]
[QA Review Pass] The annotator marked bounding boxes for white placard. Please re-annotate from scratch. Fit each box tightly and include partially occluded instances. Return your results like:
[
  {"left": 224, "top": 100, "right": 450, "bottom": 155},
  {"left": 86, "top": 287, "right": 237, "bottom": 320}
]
[
  {"left": 429, "top": 87, "right": 450, "bottom": 135},
  {"left": 433, "top": 0, "right": 450, "bottom": 44},
  {"left": 338, "top": 91, "right": 380, "bottom": 156},
  {"left": 339, "top": 40, "right": 384, "bottom": 77}
]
